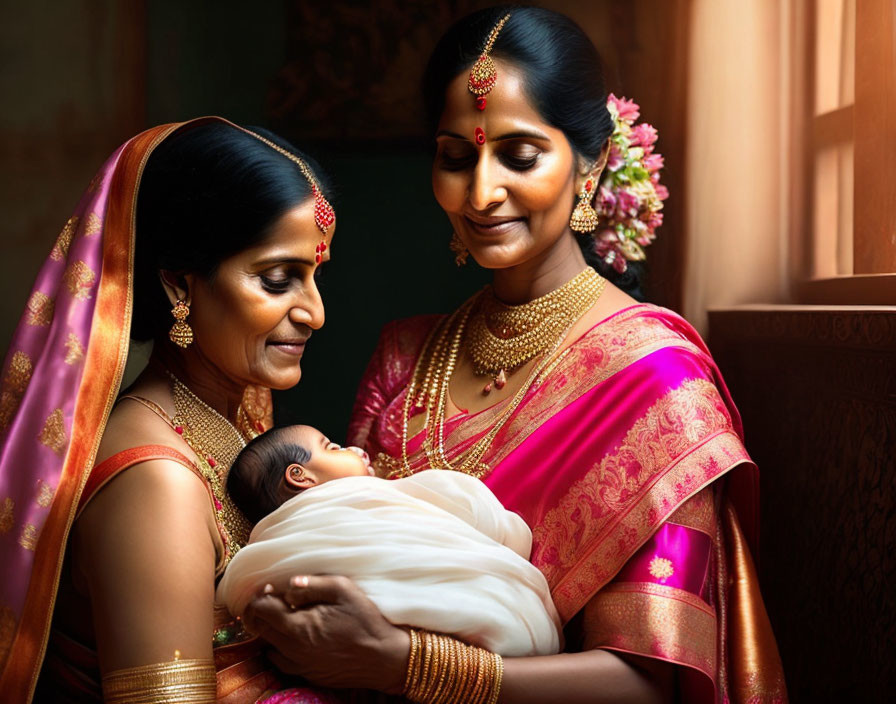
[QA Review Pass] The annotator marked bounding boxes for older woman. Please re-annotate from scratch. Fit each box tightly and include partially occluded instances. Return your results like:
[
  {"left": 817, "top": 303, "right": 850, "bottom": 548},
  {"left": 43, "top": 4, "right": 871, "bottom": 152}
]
[
  {"left": 244, "top": 7, "right": 788, "bottom": 704},
  {"left": 0, "top": 117, "right": 335, "bottom": 702}
]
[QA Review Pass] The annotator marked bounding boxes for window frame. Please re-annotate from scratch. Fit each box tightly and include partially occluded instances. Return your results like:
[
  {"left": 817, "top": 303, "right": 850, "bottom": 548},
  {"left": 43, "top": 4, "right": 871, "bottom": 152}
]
[{"left": 790, "top": 0, "right": 896, "bottom": 304}]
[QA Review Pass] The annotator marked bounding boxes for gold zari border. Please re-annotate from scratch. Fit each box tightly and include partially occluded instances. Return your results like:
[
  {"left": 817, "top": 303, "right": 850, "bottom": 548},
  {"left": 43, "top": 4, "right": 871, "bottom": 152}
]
[{"left": 583, "top": 583, "right": 717, "bottom": 680}]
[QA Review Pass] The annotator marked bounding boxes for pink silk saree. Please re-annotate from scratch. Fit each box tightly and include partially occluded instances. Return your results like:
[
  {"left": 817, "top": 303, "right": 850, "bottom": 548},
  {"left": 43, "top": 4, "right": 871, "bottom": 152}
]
[
  {"left": 0, "top": 118, "right": 280, "bottom": 703},
  {"left": 349, "top": 305, "right": 788, "bottom": 703}
]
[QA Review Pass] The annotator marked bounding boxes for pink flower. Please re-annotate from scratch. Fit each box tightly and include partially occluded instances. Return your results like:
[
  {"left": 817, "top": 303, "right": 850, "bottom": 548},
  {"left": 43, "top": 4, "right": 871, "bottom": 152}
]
[
  {"left": 606, "top": 143, "right": 624, "bottom": 172},
  {"left": 644, "top": 153, "right": 664, "bottom": 173},
  {"left": 654, "top": 184, "right": 670, "bottom": 201},
  {"left": 616, "top": 190, "right": 640, "bottom": 218},
  {"left": 608, "top": 93, "right": 640, "bottom": 122},
  {"left": 597, "top": 185, "right": 616, "bottom": 214},
  {"left": 612, "top": 253, "right": 628, "bottom": 273},
  {"left": 629, "top": 123, "right": 658, "bottom": 150}
]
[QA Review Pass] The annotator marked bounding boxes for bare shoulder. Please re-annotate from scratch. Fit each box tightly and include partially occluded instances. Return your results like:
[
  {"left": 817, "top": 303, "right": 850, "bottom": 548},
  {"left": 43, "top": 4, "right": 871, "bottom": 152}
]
[
  {"left": 96, "top": 378, "right": 195, "bottom": 465},
  {"left": 72, "top": 456, "right": 219, "bottom": 668},
  {"left": 568, "top": 280, "right": 640, "bottom": 340}
]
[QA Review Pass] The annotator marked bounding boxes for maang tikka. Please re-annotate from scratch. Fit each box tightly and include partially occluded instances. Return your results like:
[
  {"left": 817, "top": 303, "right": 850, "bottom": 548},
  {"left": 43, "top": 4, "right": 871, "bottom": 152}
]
[
  {"left": 468, "top": 13, "right": 511, "bottom": 134},
  {"left": 236, "top": 127, "right": 335, "bottom": 261}
]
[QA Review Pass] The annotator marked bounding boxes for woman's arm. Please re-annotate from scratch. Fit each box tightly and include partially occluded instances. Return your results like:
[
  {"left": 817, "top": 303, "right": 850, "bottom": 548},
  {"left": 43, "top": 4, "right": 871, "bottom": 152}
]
[
  {"left": 73, "top": 459, "right": 220, "bottom": 671},
  {"left": 243, "top": 576, "right": 673, "bottom": 704}
]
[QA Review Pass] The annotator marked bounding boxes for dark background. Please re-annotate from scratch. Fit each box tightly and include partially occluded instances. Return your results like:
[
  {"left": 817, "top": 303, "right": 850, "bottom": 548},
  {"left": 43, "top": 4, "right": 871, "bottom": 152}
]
[
  {"left": 0, "top": 0, "right": 689, "bottom": 439},
  {"left": 2, "top": 2, "right": 894, "bottom": 700}
]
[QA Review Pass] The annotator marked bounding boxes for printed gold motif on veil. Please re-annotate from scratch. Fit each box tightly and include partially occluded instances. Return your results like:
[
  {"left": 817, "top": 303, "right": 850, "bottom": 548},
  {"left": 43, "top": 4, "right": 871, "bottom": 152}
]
[
  {"left": 35, "top": 480, "right": 54, "bottom": 508},
  {"left": 18, "top": 523, "right": 38, "bottom": 551},
  {"left": 84, "top": 212, "right": 102, "bottom": 236},
  {"left": 64, "top": 333, "right": 85, "bottom": 365},
  {"left": 0, "top": 498, "right": 13, "bottom": 535},
  {"left": 0, "top": 352, "right": 33, "bottom": 431},
  {"left": 62, "top": 260, "right": 96, "bottom": 300},
  {"left": 39, "top": 409, "right": 67, "bottom": 455},
  {"left": 26, "top": 291, "right": 54, "bottom": 327},
  {"left": 51, "top": 217, "right": 79, "bottom": 261}
]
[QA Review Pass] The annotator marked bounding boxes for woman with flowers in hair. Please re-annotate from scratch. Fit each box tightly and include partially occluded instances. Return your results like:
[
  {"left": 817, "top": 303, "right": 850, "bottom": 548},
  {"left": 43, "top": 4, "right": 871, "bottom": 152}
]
[{"left": 243, "top": 6, "right": 787, "bottom": 704}]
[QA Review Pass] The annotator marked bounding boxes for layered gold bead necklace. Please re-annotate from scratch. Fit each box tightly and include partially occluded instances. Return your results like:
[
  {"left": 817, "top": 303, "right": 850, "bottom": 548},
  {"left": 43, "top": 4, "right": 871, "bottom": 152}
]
[
  {"left": 468, "top": 267, "right": 606, "bottom": 391},
  {"left": 382, "top": 267, "right": 606, "bottom": 479},
  {"left": 170, "top": 375, "right": 256, "bottom": 560}
]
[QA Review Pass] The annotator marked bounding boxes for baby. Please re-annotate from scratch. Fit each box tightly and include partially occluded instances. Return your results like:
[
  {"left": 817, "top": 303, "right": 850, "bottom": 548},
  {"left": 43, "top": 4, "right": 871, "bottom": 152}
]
[{"left": 218, "top": 425, "right": 561, "bottom": 657}]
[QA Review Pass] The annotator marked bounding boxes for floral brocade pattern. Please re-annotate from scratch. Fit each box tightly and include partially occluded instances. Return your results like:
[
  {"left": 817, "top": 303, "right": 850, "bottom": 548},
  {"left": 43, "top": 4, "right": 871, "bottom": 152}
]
[{"left": 531, "top": 378, "right": 748, "bottom": 620}]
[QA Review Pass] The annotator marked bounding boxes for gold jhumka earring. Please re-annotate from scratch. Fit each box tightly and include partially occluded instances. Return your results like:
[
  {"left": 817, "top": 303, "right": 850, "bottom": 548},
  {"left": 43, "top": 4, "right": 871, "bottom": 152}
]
[
  {"left": 168, "top": 299, "right": 193, "bottom": 348},
  {"left": 449, "top": 232, "right": 469, "bottom": 266},
  {"left": 569, "top": 175, "right": 599, "bottom": 234}
]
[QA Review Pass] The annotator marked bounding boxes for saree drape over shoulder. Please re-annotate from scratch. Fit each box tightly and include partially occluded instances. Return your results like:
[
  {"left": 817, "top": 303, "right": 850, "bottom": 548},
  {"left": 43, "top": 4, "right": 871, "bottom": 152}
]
[
  {"left": 0, "top": 118, "right": 280, "bottom": 703},
  {"left": 349, "top": 305, "right": 787, "bottom": 704}
]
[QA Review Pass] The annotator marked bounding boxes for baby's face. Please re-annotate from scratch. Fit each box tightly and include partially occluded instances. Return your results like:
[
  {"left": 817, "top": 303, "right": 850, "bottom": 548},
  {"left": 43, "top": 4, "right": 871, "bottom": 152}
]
[{"left": 289, "top": 425, "right": 374, "bottom": 483}]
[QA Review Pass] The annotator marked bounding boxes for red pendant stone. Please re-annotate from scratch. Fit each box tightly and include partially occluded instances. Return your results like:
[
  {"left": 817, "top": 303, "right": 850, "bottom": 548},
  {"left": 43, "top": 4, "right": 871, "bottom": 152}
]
[
  {"left": 315, "top": 253, "right": 322, "bottom": 263},
  {"left": 314, "top": 193, "right": 335, "bottom": 232},
  {"left": 475, "top": 96, "right": 487, "bottom": 110},
  {"left": 585, "top": 179, "right": 593, "bottom": 192},
  {"left": 320, "top": 241, "right": 327, "bottom": 252},
  {"left": 175, "top": 426, "right": 183, "bottom": 435},
  {"left": 207, "top": 456, "right": 217, "bottom": 467}
]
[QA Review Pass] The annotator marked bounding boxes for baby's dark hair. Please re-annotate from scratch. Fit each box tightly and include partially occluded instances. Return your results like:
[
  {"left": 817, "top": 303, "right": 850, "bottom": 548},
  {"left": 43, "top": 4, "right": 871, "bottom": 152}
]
[{"left": 228, "top": 427, "right": 311, "bottom": 524}]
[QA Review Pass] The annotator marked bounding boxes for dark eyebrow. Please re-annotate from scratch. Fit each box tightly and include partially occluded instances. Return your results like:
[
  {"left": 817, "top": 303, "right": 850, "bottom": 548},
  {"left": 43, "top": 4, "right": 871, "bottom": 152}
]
[
  {"left": 252, "top": 257, "right": 314, "bottom": 268},
  {"left": 435, "top": 129, "right": 468, "bottom": 140},
  {"left": 435, "top": 129, "right": 550, "bottom": 142},
  {"left": 493, "top": 129, "right": 550, "bottom": 142}
]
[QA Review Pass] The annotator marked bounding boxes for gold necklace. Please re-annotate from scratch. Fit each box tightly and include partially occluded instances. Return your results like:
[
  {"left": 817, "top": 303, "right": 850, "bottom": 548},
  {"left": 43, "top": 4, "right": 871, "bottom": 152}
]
[
  {"left": 467, "top": 267, "right": 606, "bottom": 391},
  {"left": 379, "top": 268, "right": 606, "bottom": 479},
  {"left": 170, "top": 374, "right": 255, "bottom": 561}
]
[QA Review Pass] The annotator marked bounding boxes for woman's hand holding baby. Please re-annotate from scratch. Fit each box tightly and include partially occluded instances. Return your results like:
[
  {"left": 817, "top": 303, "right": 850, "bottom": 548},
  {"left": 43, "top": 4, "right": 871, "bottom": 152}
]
[{"left": 243, "top": 575, "right": 410, "bottom": 694}]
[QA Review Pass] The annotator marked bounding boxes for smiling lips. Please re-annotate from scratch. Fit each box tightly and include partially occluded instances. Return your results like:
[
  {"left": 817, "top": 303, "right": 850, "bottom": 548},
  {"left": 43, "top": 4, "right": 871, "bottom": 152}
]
[
  {"left": 463, "top": 214, "right": 524, "bottom": 236},
  {"left": 267, "top": 336, "right": 310, "bottom": 356}
]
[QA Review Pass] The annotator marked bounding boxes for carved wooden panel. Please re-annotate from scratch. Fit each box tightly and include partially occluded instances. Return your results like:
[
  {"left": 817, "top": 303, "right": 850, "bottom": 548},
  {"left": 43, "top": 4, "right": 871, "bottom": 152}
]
[{"left": 709, "top": 307, "right": 896, "bottom": 702}]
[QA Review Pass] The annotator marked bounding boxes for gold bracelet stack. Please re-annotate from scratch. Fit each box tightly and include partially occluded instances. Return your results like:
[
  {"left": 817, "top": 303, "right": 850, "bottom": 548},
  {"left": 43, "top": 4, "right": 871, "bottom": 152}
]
[
  {"left": 102, "top": 658, "right": 216, "bottom": 703},
  {"left": 403, "top": 628, "right": 504, "bottom": 704}
]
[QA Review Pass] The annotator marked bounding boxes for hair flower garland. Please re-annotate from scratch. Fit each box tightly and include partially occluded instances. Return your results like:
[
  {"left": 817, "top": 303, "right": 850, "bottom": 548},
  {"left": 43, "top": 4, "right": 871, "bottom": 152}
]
[{"left": 593, "top": 94, "right": 668, "bottom": 273}]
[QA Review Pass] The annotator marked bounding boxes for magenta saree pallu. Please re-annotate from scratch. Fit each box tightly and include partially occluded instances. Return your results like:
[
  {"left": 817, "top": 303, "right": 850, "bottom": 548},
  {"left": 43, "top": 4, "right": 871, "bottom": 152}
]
[{"left": 350, "top": 304, "right": 787, "bottom": 703}]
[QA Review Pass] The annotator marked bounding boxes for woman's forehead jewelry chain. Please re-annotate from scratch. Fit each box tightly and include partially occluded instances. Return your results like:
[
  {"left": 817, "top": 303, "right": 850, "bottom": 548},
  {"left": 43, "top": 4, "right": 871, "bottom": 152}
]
[
  {"left": 237, "top": 127, "right": 334, "bottom": 262},
  {"left": 169, "top": 373, "right": 256, "bottom": 561},
  {"left": 468, "top": 12, "right": 511, "bottom": 142}
]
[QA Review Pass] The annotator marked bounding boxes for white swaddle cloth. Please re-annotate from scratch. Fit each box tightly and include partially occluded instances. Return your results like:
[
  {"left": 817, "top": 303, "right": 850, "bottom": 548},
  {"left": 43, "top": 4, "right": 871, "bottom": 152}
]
[{"left": 216, "top": 470, "right": 561, "bottom": 656}]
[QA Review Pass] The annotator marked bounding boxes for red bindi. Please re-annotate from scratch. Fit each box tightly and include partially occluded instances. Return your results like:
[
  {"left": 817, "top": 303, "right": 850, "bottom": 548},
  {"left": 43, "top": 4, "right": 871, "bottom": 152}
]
[{"left": 475, "top": 127, "right": 486, "bottom": 145}]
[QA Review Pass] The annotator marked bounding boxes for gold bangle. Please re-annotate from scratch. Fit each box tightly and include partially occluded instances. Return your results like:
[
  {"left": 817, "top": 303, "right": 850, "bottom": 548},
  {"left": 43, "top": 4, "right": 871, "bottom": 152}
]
[
  {"left": 102, "top": 658, "right": 216, "bottom": 704},
  {"left": 403, "top": 630, "right": 505, "bottom": 704},
  {"left": 487, "top": 651, "right": 505, "bottom": 704},
  {"left": 404, "top": 628, "right": 421, "bottom": 695}
]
